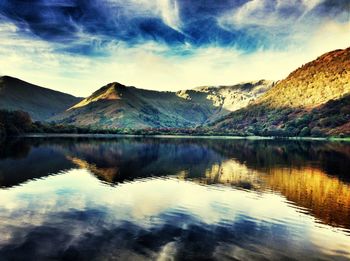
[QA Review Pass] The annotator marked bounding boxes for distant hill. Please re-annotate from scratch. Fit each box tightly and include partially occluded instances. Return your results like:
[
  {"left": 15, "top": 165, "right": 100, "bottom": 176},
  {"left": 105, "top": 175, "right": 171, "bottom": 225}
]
[
  {"left": 0, "top": 76, "right": 82, "bottom": 121},
  {"left": 212, "top": 47, "right": 350, "bottom": 136},
  {"left": 52, "top": 80, "right": 273, "bottom": 129}
]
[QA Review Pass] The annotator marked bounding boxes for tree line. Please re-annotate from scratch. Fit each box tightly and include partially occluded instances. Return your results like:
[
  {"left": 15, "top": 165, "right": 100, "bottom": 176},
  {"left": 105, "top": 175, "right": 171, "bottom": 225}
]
[{"left": 0, "top": 109, "right": 348, "bottom": 139}]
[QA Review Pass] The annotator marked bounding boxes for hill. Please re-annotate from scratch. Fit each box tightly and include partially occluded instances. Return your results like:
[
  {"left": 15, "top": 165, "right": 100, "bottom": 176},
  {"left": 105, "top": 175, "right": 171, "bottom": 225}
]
[
  {"left": 0, "top": 76, "right": 82, "bottom": 121},
  {"left": 52, "top": 80, "right": 273, "bottom": 129},
  {"left": 212, "top": 47, "right": 350, "bottom": 136}
]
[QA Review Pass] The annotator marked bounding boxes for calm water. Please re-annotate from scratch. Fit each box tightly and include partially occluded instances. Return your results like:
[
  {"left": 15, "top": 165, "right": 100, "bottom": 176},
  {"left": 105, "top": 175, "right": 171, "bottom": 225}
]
[{"left": 0, "top": 137, "right": 350, "bottom": 261}]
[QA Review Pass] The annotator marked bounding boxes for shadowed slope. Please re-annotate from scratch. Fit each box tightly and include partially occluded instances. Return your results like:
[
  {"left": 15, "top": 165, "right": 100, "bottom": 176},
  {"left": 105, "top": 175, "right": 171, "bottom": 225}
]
[{"left": 0, "top": 76, "right": 82, "bottom": 121}]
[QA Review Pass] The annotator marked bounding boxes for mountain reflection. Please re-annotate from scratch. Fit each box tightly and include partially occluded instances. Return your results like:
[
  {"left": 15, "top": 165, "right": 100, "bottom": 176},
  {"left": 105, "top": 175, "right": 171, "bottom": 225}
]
[
  {"left": 0, "top": 137, "right": 349, "bottom": 230},
  {"left": 265, "top": 167, "right": 350, "bottom": 229}
]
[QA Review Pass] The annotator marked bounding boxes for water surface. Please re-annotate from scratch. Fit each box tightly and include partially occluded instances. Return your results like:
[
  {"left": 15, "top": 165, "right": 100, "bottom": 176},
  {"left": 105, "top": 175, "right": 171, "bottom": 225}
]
[{"left": 0, "top": 137, "right": 349, "bottom": 260}]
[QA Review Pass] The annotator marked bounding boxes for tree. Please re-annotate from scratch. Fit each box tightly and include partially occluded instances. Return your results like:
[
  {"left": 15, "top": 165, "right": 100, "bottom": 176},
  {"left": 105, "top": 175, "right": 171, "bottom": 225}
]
[
  {"left": 0, "top": 123, "right": 5, "bottom": 139},
  {"left": 310, "top": 127, "right": 324, "bottom": 137},
  {"left": 299, "top": 127, "right": 310, "bottom": 137},
  {"left": 0, "top": 110, "right": 33, "bottom": 137}
]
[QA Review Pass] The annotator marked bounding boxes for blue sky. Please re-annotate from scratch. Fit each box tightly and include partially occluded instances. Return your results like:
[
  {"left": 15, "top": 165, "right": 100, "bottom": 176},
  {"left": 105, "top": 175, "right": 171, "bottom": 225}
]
[{"left": 0, "top": 0, "right": 349, "bottom": 96}]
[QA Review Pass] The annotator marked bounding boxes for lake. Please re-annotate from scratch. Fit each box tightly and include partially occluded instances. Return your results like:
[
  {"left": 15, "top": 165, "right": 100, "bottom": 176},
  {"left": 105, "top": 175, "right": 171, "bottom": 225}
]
[{"left": 0, "top": 137, "right": 349, "bottom": 260}]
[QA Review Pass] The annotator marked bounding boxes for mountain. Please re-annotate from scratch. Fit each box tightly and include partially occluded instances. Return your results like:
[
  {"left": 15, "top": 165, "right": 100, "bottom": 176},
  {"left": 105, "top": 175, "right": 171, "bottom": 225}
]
[
  {"left": 52, "top": 80, "right": 273, "bottom": 129},
  {"left": 0, "top": 76, "right": 82, "bottom": 121},
  {"left": 2, "top": 47, "right": 348, "bottom": 136},
  {"left": 212, "top": 47, "right": 350, "bottom": 136}
]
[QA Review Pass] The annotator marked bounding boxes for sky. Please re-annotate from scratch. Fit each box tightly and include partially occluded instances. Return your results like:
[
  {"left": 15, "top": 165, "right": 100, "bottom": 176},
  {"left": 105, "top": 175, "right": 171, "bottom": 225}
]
[{"left": 0, "top": 0, "right": 349, "bottom": 96}]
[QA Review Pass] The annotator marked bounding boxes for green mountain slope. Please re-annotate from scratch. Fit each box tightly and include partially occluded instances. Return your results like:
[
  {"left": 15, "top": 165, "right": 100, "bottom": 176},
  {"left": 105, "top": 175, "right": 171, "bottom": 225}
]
[
  {"left": 0, "top": 76, "right": 82, "bottom": 121},
  {"left": 52, "top": 80, "right": 273, "bottom": 129},
  {"left": 211, "top": 47, "right": 350, "bottom": 136}
]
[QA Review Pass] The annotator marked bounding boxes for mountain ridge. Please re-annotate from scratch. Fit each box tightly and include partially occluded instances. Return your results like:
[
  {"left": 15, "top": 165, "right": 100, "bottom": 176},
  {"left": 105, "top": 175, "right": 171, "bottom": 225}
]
[
  {"left": 212, "top": 47, "right": 350, "bottom": 136},
  {"left": 257, "top": 47, "right": 350, "bottom": 109},
  {"left": 52, "top": 80, "right": 273, "bottom": 129},
  {"left": 0, "top": 76, "right": 82, "bottom": 121},
  {"left": 1, "top": 47, "right": 349, "bottom": 137}
]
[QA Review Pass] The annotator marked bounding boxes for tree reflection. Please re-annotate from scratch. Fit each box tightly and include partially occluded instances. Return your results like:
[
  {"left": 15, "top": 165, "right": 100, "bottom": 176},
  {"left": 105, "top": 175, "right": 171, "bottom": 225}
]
[{"left": 1, "top": 137, "right": 349, "bottom": 229}]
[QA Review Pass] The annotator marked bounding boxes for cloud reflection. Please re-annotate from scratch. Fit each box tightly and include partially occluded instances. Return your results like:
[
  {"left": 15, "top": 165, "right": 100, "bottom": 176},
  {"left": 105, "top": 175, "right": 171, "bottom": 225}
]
[{"left": 0, "top": 169, "right": 349, "bottom": 260}]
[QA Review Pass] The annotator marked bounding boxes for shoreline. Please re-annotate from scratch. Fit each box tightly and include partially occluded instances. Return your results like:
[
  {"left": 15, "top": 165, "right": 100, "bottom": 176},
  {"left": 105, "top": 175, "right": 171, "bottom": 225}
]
[{"left": 20, "top": 133, "right": 350, "bottom": 141}]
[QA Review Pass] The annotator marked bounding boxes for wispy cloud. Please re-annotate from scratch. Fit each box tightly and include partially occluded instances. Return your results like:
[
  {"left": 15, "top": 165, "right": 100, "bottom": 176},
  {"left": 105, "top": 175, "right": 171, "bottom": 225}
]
[{"left": 0, "top": 0, "right": 349, "bottom": 95}]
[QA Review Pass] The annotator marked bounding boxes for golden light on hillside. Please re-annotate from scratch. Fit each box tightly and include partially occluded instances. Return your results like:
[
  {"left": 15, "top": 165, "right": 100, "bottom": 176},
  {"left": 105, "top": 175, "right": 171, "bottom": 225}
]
[{"left": 260, "top": 47, "right": 350, "bottom": 109}]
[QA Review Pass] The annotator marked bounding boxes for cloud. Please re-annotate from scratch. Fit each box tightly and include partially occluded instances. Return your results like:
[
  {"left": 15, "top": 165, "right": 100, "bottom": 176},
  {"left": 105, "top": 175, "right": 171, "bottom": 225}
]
[
  {"left": 220, "top": 0, "right": 320, "bottom": 28},
  {"left": 158, "top": 0, "right": 182, "bottom": 31},
  {"left": 0, "top": 0, "right": 348, "bottom": 51},
  {"left": 0, "top": 0, "right": 349, "bottom": 95},
  {"left": 1, "top": 19, "right": 349, "bottom": 97}
]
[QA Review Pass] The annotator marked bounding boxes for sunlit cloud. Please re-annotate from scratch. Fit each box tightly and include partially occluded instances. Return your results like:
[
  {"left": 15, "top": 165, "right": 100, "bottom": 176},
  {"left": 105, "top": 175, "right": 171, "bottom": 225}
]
[{"left": 0, "top": 0, "right": 349, "bottom": 96}]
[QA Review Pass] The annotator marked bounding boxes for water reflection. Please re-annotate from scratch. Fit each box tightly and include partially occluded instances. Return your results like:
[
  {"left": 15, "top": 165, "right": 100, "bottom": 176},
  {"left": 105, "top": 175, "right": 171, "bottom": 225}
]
[{"left": 0, "top": 137, "right": 349, "bottom": 260}]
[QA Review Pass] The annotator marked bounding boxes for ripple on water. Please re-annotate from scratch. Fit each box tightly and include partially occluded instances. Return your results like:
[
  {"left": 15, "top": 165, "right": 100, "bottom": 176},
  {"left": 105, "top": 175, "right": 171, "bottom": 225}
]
[{"left": 0, "top": 138, "right": 350, "bottom": 260}]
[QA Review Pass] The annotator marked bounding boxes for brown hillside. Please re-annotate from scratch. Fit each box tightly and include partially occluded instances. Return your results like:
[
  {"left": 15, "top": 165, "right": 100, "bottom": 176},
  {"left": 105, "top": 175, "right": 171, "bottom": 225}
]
[
  {"left": 259, "top": 47, "right": 350, "bottom": 108},
  {"left": 212, "top": 47, "right": 350, "bottom": 136}
]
